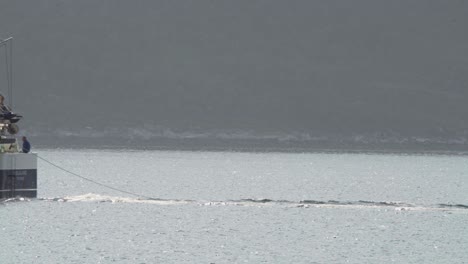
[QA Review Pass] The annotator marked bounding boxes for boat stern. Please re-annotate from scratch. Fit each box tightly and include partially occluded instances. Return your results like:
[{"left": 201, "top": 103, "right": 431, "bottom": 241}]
[{"left": 0, "top": 153, "right": 37, "bottom": 199}]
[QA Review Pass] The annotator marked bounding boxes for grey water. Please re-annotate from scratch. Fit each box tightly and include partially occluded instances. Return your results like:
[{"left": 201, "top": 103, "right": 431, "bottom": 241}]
[
  {"left": 2, "top": 1, "right": 468, "bottom": 262},
  {"left": 1, "top": 149, "right": 467, "bottom": 263}
]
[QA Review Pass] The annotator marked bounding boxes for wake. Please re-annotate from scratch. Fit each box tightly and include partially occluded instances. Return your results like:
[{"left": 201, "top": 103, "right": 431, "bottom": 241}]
[{"left": 25, "top": 193, "right": 468, "bottom": 212}]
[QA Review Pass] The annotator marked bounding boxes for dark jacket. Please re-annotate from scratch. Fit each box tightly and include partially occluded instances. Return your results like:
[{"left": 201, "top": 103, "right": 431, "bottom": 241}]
[{"left": 22, "top": 140, "right": 31, "bottom": 153}]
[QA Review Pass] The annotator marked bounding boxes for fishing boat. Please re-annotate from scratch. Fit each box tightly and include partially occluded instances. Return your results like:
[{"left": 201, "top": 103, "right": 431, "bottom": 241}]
[{"left": 0, "top": 37, "right": 37, "bottom": 199}]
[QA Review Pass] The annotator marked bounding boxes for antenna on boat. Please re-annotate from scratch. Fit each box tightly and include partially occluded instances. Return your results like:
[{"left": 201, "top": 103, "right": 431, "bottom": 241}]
[{"left": 0, "top": 37, "right": 13, "bottom": 108}]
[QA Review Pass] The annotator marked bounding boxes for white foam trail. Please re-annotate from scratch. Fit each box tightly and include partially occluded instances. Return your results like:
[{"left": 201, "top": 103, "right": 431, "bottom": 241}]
[
  {"left": 57, "top": 193, "right": 191, "bottom": 205},
  {"left": 42, "top": 194, "right": 281, "bottom": 207},
  {"left": 38, "top": 193, "right": 468, "bottom": 212}
]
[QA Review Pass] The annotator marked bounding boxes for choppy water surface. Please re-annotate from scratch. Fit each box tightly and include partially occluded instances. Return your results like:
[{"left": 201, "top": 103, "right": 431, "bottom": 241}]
[{"left": 1, "top": 149, "right": 467, "bottom": 263}]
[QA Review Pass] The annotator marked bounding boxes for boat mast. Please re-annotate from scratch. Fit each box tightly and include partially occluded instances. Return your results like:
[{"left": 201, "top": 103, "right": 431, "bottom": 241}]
[{"left": 0, "top": 37, "right": 13, "bottom": 109}]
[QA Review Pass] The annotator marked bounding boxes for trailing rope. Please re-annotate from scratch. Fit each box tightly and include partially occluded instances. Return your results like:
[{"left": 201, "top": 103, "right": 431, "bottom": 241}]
[{"left": 36, "top": 154, "right": 155, "bottom": 200}]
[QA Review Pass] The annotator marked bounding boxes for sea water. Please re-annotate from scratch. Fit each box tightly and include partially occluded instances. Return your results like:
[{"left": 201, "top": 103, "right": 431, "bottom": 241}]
[{"left": 1, "top": 149, "right": 467, "bottom": 263}]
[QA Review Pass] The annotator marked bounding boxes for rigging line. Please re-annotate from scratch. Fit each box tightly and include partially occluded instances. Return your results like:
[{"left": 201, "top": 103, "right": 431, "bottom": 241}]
[
  {"left": 35, "top": 154, "right": 156, "bottom": 200},
  {"left": 9, "top": 38, "right": 12, "bottom": 108},
  {"left": 4, "top": 44, "right": 11, "bottom": 98}
]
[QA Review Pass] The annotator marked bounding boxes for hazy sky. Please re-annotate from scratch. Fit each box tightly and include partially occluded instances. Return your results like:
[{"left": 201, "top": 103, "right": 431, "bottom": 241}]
[{"left": 1, "top": 1, "right": 468, "bottom": 137}]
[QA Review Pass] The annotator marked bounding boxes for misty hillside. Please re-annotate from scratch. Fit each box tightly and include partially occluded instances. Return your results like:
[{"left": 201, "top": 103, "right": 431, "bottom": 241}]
[{"left": 1, "top": 1, "right": 468, "bottom": 149}]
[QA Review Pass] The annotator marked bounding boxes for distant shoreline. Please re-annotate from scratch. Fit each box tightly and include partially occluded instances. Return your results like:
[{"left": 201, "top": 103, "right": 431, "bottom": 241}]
[{"left": 31, "top": 137, "right": 468, "bottom": 156}]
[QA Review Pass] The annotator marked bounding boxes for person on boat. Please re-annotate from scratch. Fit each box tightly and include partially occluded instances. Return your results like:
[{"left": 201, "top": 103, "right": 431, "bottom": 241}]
[
  {"left": 0, "top": 94, "right": 10, "bottom": 111},
  {"left": 0, "top": 94, "right": 12, "bottom": 119},
  {"left": 0, "top": 94, "right": 22, "bottom": 127},
  {"left": 22, "top": 136, "right": 31, "bottom": 153}
]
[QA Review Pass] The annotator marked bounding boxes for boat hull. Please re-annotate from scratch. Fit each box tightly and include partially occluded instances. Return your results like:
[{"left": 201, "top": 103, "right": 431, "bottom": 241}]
[{"left": 0, "top": 153, "right": 37, "bottom": 199}]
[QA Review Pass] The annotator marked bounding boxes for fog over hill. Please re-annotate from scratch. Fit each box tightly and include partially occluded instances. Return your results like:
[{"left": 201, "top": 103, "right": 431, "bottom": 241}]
[{"left": 1, "top": 1, "right": 468, "bottom": 150}]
